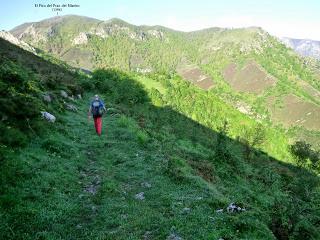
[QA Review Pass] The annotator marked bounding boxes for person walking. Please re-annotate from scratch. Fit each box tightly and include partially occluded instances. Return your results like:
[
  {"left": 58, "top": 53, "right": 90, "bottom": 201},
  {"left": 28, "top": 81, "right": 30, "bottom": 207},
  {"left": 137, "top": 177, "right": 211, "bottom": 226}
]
[{"left": 88, "top": 94, "right": 106, "bottom": 136}]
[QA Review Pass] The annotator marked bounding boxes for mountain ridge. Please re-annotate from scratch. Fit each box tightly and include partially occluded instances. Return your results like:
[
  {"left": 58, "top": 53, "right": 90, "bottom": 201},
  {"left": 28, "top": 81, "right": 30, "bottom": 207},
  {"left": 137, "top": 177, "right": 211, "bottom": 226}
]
[{"left": 10, "top": 15, "right": 261, "bottom": 34}]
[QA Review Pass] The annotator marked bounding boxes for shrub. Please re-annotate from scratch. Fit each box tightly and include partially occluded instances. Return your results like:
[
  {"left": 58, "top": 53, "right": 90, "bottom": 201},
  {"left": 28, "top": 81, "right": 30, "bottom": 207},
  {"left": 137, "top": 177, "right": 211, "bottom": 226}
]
[
  {"left": 290, "top": 141, "right": 320, "bottom": 170},
  {"left": 238, "top": 123, "right": 266, "bottom": 160},
  {"left": 0, "top": 61, "right": 45, "bottom": 148}
]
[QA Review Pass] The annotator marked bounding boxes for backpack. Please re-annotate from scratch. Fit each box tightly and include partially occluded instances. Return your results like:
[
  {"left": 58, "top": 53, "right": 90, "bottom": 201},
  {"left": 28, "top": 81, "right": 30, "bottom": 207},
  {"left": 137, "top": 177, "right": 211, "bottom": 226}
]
[{"left": 91, "top": 100, "right": 104, "bottom": 117}]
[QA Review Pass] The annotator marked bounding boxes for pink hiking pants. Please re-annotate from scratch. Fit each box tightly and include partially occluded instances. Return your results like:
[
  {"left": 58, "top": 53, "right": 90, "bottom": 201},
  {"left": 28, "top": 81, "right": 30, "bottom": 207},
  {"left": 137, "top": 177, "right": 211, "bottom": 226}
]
[{"left": 93, "top": 117, "right": 102, "bottom": 136}]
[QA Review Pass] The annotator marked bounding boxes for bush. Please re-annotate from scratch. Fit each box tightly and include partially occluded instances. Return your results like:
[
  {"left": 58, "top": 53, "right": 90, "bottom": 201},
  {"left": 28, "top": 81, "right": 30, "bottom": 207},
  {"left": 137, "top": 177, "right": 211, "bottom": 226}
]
[
  {"left": 290, "top": 141, "right": 320, "bottom": 171},
  {"left": 0, "top": 61, "right": 46, "bottom": 147},
  {"left": 238, "top": 123, "right": 266, "bottom": 160}
]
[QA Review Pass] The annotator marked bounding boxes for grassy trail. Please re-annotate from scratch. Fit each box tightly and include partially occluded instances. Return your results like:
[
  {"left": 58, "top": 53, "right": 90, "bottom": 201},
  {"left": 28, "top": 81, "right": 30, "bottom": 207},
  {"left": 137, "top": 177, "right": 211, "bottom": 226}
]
[
  {"left": 2, "top": 94, "right": 318, "bottom": 239},
  {"left": 57, "top": 96, "right": 213, "bottom": 239},
  {"left": 1, "top": 95, "right": 217, "bottom": 239}
]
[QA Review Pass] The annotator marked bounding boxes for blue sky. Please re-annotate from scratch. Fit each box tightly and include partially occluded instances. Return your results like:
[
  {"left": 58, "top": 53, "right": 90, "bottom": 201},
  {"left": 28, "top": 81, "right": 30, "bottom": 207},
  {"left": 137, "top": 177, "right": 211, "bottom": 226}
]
[{"left": 1, "top": 0, "right": 320, "bottom": 39}]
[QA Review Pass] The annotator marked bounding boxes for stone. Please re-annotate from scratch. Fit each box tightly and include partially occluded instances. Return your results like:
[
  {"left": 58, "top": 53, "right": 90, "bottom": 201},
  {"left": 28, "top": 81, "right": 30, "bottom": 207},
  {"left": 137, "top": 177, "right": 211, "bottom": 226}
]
[
  {"left": 143, "top": 231, "right": 152, "bottom": 240},
  {"left": 65, "top": 103, "right": 78, "bottom": 112},
  {"left": 84, "top": 184, "right": 97, "bottom": 195},
  {"left": 68, "top": 96, "right": 75, "bottom": 101},
  {"left": 166, "top": 233, "right": 182, "bottom": 240},
  {"left": 43, "top": 93, "right": 52, "bottom": 102},
  {"left": 135, "top": 192, "right": 145, "bottom": 200},
  {"left": 182, "top": 207, "right": 191, "bottom": 214},
  {"left": 216, "top": 209, "right": 224, "bottom": 213},
  {"left": 226, "top": 202, "right": 246, "bottom": 213},
  {"left": 60, "top": 90, "right": 68, "bottom": 98},
  {"left": 141, "top": 182, "right": 152, "bottom": 188},
  {"left": 40, "top": 111, "right": 56, "bottom": 123}
]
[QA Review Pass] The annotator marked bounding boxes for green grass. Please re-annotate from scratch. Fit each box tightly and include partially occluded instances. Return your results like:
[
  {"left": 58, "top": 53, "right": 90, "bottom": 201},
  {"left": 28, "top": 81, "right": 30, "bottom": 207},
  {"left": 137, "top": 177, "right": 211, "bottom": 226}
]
[
  {"left": 135, "top": 75, "right": 166, "bottom": 94},
  {"left": 1, "top": 95, "right": 224, "bottom": 239},
  {"left": 1, "top": 38, "right": 320, "bottom": 239},
  {"left": 1, "top": 83, "right": 319, "bottom": 239}
]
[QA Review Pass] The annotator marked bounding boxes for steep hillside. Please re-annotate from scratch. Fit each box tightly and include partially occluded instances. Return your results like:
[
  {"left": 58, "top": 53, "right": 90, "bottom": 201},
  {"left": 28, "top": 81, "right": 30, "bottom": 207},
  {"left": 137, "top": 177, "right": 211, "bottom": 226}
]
[
  {"left": 9, "top": 15, "right": 320, "bottom": 142},
  {"left": 1, "top": 65, "right": 320, "bottom": 239},
  {"left": 0, "top": 38, "right": 84, "bottom": 158}
]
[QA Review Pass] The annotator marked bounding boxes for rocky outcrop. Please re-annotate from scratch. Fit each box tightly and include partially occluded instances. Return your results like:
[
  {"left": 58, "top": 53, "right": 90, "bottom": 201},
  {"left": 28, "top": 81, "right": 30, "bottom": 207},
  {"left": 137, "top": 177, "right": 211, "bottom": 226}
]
[
  {"left": 147, "top": 30, "right": 164, "bottom": 40},
  {"left": 87, "top": 22, "right": 166, "bottom": 42},
  {"left": 73, "top": 32, "right": 88, "bottom": 45},
  {"left": 19, "top": 24, "right": 47, "bottom": 43},
  {"left": 92, "top": 26, "right": 108, "bottom": 39},
  {"left": 0, "top": 30, "right": 35, "bottom": 53}
]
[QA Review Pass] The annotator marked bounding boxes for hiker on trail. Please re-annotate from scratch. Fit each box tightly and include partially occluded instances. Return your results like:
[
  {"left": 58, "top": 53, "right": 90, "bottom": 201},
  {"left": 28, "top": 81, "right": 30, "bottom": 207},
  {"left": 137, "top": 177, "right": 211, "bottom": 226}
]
[{"left": 88, "top": 94, "right": 106, "bottom": 136}]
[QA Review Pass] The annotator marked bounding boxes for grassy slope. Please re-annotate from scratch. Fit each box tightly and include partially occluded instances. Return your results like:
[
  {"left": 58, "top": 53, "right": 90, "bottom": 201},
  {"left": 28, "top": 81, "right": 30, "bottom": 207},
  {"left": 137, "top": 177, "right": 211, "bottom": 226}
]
[
  {"left": 2, "top": 95, "right": 226, "bottom": 239},
  {"left": 1, "top": 82, "right": 319, "bottom": 239}
]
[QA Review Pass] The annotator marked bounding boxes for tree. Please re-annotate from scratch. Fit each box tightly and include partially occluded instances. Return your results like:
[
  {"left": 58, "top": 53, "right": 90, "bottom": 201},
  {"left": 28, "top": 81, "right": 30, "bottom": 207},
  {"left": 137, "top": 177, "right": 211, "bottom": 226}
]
[
  {"left": 290, "top": 141, "right": 320, "bottom": 171},
  {"left": 239, "top": 123, "right": 266, "bottom": 160}
]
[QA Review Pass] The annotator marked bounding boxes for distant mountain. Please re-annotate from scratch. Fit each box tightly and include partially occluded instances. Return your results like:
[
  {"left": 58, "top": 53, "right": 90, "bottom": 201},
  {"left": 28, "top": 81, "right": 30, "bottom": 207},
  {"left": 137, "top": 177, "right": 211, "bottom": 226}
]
[
  {"left": 281, "top": 37, "right": 320, "bottom": 59},
  {"left": 9, "top": 15, "right": 320, "bottom": 138}
]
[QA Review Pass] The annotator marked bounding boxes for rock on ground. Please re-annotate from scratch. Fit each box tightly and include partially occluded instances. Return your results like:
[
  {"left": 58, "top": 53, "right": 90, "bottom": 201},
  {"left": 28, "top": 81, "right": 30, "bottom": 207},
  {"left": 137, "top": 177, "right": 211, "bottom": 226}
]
[
  {"left": 42, "top": 93, "right": 52, "bottom": 102},
  {"left": 167, "top": 233, "right": 182, "bottom": 240},
  {"left": 60, "top": 90, "right": 68, "bottom": 98},
  {"left": 135, "top": 192, "right": 145, "bottom": 200},
  {"left": 65, "top": 103, "right": 78, "bottom": 112},
  {"left": 41, "top": 111, "right": 56, "bottom": 122}
]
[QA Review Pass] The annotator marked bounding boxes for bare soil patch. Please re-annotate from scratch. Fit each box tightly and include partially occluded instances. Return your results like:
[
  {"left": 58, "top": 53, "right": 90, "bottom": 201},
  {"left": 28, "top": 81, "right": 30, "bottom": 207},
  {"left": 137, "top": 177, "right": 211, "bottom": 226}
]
[
  {"left": 271, "top": 94, "right": 320, "bottom": 130},
  {"left": 177, "top": 62, "right": 214, "bottom": 90},
  {"left": 223, "top": 61, "right": 276, "bottom": 94}
]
